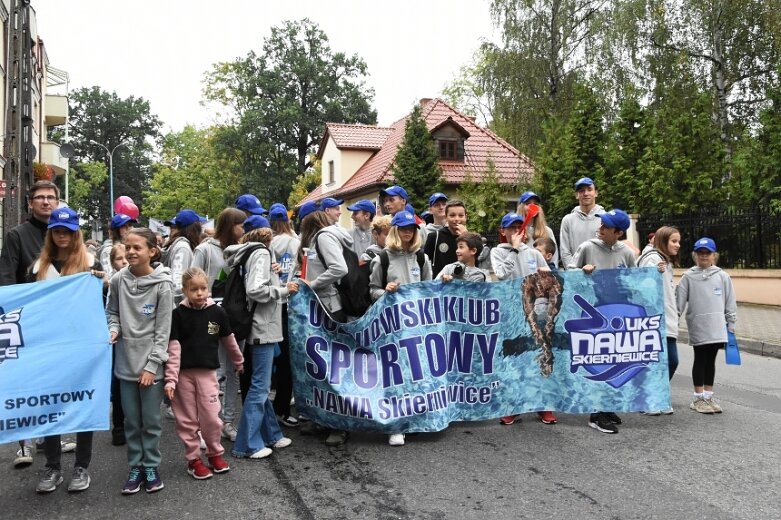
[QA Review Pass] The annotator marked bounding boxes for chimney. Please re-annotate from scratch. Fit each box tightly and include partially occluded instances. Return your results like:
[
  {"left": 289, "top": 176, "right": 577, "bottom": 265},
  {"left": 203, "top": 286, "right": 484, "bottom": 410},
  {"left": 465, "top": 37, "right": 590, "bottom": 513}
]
[{"left": 419, "top": 98, "right": 433, "bottom": 106}]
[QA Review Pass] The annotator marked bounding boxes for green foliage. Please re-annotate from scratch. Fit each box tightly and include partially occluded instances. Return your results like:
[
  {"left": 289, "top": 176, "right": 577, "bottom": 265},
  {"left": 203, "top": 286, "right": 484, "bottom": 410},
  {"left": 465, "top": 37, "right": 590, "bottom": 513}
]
[
  {"left": 68, "top": 162, "right": 108, "bottom": 215},
  {"left": 456, "top": 159, "right": 510, "bottom": 236},
  {"left": 391, "top": 104, "right": 444, "bottom": 212},
  {"left": 203, "top": 18, "right": 376, "bottom": 205},
  {"left": 288, "top": 158, "right": 322, "bottom": 208}
]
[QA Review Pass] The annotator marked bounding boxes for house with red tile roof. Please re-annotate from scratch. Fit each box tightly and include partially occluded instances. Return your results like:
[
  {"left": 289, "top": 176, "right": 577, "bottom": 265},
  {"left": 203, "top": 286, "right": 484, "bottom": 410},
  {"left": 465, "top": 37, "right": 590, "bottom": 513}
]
[{"left": 302, "top": 98, "right": 535, "bottom": 226}]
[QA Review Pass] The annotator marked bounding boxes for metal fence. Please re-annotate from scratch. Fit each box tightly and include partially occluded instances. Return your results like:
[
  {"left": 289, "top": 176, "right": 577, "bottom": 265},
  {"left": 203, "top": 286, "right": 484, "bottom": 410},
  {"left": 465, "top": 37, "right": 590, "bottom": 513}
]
[{"left": 637, "top": 207, "right": 781, "bottom": 269}]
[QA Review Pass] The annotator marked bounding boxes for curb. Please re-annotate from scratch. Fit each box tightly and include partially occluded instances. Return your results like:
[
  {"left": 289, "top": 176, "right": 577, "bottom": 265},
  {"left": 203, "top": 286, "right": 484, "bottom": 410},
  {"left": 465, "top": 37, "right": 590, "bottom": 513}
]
[{"left": 678, "top": 331, "right": 781, "bottom": 360}]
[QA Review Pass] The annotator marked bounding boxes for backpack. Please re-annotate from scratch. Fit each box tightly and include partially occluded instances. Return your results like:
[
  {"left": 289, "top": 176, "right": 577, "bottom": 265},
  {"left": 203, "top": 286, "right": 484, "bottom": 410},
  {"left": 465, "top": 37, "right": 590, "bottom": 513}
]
[
  {"left": 221, "top": 243, "right": 266, "bottom": 340},
  {"left": 313, "top": 231, "right": 373, "bottom": 317},
  {"left": 379, "top": 249, "right": 426, "bottom": 288}
]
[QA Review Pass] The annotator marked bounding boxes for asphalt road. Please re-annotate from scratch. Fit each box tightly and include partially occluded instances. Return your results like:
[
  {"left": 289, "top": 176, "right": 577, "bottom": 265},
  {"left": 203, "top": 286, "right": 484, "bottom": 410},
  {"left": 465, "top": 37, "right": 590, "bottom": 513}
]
[{"left": 1, "top": 346, "right": 779, "bottom": 520}]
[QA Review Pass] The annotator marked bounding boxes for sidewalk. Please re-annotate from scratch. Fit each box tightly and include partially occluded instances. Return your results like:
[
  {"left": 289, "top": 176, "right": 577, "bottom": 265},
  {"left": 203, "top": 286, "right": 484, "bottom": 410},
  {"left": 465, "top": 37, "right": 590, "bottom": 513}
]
[{"left": 679, "top": 303, "right": 781, "bottom": 359}]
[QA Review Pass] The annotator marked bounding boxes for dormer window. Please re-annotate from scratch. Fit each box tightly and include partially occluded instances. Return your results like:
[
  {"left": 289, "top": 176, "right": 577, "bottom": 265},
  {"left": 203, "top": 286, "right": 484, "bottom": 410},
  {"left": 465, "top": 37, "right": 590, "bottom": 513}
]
[
  {"left": 438, "top": 139, "right": 462, "bottom": 161},
  {"left": 431, "top": 116, "right": 470, "bottom": 163}
]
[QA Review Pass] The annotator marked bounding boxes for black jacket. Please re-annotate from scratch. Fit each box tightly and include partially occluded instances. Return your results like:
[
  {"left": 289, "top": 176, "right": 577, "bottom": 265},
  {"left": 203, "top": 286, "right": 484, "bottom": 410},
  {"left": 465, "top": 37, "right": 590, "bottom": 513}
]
[{"left": 0, "top": 217, "right": 48, "bottom": 285}]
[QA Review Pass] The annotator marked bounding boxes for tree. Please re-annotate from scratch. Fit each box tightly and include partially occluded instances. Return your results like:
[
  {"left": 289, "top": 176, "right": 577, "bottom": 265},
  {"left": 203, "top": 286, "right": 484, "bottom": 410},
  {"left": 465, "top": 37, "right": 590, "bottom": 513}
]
[
  {"left": 456, "top": 159, "right": 509, "bottom": 236},
  {"left": 288, "top": 156, "right": 321, "bottom": 209},
  {"left": 391, "top": 104, "right": 443, "bottom": 212},
  {"left": 203, "top": 18, "right": 377, "bottom": 204},
  {"left": 61, "top": 87, "right": 162, "bottom": 225}
]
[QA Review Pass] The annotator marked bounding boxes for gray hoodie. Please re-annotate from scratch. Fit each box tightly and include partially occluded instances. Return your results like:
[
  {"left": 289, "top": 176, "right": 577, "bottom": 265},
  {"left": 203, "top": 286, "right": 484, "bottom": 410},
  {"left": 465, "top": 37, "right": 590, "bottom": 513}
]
[
  {"left": 361, "top": 244, "right": 383, "bottom": 263},
  {"left": 638, "top": 249, "right": 678, "bottom": 338},
  {"left": 304, "top": 225, "right": 353, "bottom": 313},
  {"left": 676, "top": 265, "right": 737, "bottom": 346},
  {"left": 571, "top": 238, "right": 637, "bottom": 270},
  {"left": 526, "top": 224, "right": 559, "bottom": 267},
  {"left": 350, "top": 226, "right": 374, "bottom": 257},
  {"left": 369, "top": 247, "right": 433, "bottom": 301},
  {"left": 490, "top": 243, "right": 548, "bottom": 280},
  {"left": 270, "top": 233, "right": 301, "bottom": 285},
  {"left": 164, "top": 236, "right": 194, "bottom": 304},
  {"left": 192, "top": 237, "right": 224, "bottom": 288},
  {"left": 107, "top": 264, "right": 174, "bottom": 381},
  {"left": 436, "top": 262, "right": 489, "bottom": 282},
  {"left": 559, "top": 204, "right": 605, "bottom": 269}
]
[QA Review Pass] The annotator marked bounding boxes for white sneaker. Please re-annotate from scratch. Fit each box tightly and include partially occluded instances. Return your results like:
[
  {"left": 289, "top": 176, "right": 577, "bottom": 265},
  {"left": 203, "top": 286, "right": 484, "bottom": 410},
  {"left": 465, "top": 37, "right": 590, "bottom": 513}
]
[
  {"left": 660, "top": 407, "right": 675, "bottom": 415},
  {"left": 198, "top": 431, "right": 206, "bottom": 450},
  {"left": 249, "top": 447, "right": 272, "bottom": 459},
  {"left": 222, "top": 423, "right": 238, "bottom": 442},
  {"left": 13, "top": 445, "right": 33, "bottom": 468},
  {"left": 61, "top": 440, "right": 77, "bottom": 453},
  {"left": 388, "top": 434, "right": 405, "bottom": 446},
  {"left": 273, "top": 437, "right": 292, "bottom": 449}
]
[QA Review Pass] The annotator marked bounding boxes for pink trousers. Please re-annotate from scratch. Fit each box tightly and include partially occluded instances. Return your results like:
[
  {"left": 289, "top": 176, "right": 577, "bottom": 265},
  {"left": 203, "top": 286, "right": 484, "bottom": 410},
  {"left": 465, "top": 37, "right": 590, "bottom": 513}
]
[{"left": 171, "top": 368, "right": 224, "bottom": 461}]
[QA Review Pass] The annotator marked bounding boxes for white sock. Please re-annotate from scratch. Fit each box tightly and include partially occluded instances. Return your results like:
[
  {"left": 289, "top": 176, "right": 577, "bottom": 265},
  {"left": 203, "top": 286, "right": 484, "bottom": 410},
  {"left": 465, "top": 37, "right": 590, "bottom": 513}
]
[
  {"left": 693, "top": 392, "right": 703, "bottom": 399},
  {"left": 703, "top": 391, "right": 714, "bottom": 399}
]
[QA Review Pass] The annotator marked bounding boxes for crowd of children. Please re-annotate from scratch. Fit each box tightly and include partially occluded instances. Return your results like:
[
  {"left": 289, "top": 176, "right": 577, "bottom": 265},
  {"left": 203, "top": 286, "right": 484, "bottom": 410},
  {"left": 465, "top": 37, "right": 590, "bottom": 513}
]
[{"left": 10, "top": 178, "right": 738, "bottom": 494}]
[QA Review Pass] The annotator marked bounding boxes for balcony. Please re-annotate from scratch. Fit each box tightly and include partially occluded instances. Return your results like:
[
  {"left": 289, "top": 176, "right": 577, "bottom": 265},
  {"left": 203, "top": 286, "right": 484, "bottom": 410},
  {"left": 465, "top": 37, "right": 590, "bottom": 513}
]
[
  {"left": 40, "top": 142, "right": 68, "bottom": 176},
  {"left": 44, "top": 94, "right": 67, "bottom": 127}
]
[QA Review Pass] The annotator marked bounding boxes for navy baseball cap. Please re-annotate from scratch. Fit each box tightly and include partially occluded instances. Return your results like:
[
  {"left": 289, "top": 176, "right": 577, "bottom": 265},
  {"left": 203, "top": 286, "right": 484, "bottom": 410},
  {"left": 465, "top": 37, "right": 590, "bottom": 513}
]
[
  {"left": 235, "top": 194, "right": 267, "bottom": 215},
  {"left": 428, "top": 192, "right": 448, "bottom": 206},
  {"left": 48, "top": 207, "right": 80, "bottom": 231},
  {"left": 171, "top": 209, "right": 207, "bottom": 228},
  {"left": 298, "top": 201, "right": 320, "bottom": 220},
  {"left": 597, "top": 209, "right": 630, "bottom": 231},
  {"left": 575, "top": 177, "right": 595, "bottom": 190},
  {"left": 347, "top": 199, "right": 376, "bottom": 215},
  {"left": 110, "top": 213, "right": 136, "bottom": 229},
  {"left": 268, "top": 203, "right": 289, "bottom": 222},
  {"left": 391, "top": 211, "right": 417, "bottom": 227},
  {"left": 519, "top": 191, "right": 540, "bottom": 204},
  {"left": 243, "top": 215, "right": 271, "bottom": 233},
  {"left": 500, "top": 212, "right": 524, "bottom": 229},
  {"left": 320, "top": 197, "right": 343, "bottom": 209},
  {"left": 693, "top": 237, "right": 717, "bottom": 252},
  {"left": 380, "top": 185, "right": 409, "bottom": 201}
]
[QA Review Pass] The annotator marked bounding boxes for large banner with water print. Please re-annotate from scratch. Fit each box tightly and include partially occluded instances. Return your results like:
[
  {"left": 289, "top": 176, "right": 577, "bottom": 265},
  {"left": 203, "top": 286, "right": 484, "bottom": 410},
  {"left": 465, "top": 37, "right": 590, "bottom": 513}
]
[
  {"left": 288, "top": 268, "right": 670, "bottom": 433},
  {"left": 0, "top": 273, "right": 111, "bottom": 443}
]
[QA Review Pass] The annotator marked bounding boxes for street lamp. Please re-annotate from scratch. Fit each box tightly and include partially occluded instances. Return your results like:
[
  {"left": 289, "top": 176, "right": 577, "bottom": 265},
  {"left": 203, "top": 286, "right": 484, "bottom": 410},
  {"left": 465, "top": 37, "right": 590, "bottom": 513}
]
[{"left": 90, "top": 139, "right": 128, "bottom": 217}]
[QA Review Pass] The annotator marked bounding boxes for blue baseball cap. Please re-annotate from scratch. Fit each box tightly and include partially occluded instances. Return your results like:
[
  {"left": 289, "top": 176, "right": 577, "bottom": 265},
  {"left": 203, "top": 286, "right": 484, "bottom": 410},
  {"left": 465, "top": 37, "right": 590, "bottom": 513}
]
[
  {"left": 235, "top": 194, "right": 267, "bottom": 215},
  {"left": 693, "top": 237, "right": 717, "bottom": 252},
  {"left": 596, "top": 209, "right": 630, "bottom": 231},
  {"left": 519, "top": 191, "right": 540, "bottom": 204},
  {"left": 298, "top": 201, "right": 320, "bottom": 220},
  {"left": 170, "top": 209, "right": 207, "bottom": 228},
  {"left": 500, "top": 212, "right": 524, "bottom": 229},
  {"left": 48, "top": 207, "right": 80, "bottom": 231},
  {"left": 347, "top": 199, "right": 376, "bottom": 215},
  {"left": 405, "top": 203, "right": 416, "bottom": 215},
  {"left": 320, "top": 197, "right": 343, "bottom": 209},
  {"left": 380, "top": 185, "right": 409, "bottom": 201},
  {"left": 110, "top": 213, "right": 136, "bottom": 229},
  {"left": 428, "top": 192, "right": 448, "bottom": 206},
  {"left": 243, "top": 215, "right": 271, "bottom": 233},
  {"left": 268, "top": 203, "right": 289, "bottom": 222},
  {"left": 575, "top": 177, "right": 595, "bottom": 190},
  {"left": 391, "top": 211, "right": 417, "bottom": 228}
]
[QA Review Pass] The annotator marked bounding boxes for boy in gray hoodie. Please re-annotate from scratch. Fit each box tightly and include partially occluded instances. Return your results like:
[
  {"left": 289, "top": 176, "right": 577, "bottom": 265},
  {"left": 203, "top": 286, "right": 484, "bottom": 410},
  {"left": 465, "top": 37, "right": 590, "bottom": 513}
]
[{"left": 559, "top": 177, "right": 605, "bottom": 269}]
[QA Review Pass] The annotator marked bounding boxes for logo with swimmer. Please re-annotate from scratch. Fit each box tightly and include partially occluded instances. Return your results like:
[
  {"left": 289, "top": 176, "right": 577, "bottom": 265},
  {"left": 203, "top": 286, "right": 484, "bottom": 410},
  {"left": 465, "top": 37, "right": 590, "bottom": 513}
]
[
  {"left": 564, "top": 296, "right": 664, "bottom": 388},
  {"left": 0, "top": 306, "right": 25, "bottom": 365}
]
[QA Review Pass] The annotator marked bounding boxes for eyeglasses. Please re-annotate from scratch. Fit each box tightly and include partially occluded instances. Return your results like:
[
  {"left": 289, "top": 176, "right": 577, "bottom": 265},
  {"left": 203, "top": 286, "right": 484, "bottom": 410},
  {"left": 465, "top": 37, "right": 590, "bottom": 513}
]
[{"left": 31, "top": 195, "right": 58, "bottom": 202}]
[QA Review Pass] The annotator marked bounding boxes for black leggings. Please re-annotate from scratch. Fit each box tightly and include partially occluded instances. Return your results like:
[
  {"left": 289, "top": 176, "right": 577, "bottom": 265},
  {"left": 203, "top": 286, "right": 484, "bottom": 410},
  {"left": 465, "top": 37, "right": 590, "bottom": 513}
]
[{"left": 692, "top": 343, "right": 723, "bottom": 387}]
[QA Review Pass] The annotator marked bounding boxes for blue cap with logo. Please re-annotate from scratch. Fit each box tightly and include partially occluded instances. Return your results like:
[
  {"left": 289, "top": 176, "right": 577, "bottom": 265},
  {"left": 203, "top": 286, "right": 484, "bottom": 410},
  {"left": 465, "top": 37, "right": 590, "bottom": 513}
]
[
  {"left": 268, "top": 203, "right": 289, "bottom": 222},
  {"left": 391, "top": 210, "right": 417, "bottom": 228},
  {"left": 320, "top": 197, "right": 343, "bottom": 209},
  {"left": 347, "top": 199, "right": 376, "bottom": 215},
  {"left": 235, "top": 194, "right": 267, "bottom": 215},
  {"left": 519, "top": 191, "right": 540, "bottom": 204},
  {"left": 170, "top": 209, "right": 207, "bottom": 228},
  {"left": 428, "top": 192, "right": 448, "bottom": 206},
  {"left": 596, "top": 209, "right": 630, "bottom": 231},
  {"left": 693, "top": 237, "right": 717, "bottom": 252},
  {"left": 380, "top": 185, "right": 409, "bottom": 201},
  {"left": 243, "top": 215, "right": 271, "bottom": 233},
  {"left": 298, "top": 201, "right": 320, "bottom": 221},
  {"left": 575, "top": 177, "right": 595, "bottom": 190},
  {"left": 48, "top": 207, "right": 80, "bottom": 231},
  {"left": 110, "top": 213, "right": 136, "bottom": 229},
  {"left": 500, "top": 212, "right": 524, "bottom": 229}
]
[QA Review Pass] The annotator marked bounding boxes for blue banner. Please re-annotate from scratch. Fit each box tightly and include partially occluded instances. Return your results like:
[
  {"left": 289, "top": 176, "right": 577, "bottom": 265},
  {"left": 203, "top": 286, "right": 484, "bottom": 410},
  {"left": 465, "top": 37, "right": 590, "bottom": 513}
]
[
  {"left": 288, "top": 269, "right": 670, "bottom": 433},
  {"left": 0, "top": 273, "right": 111, "bottom": 443}
]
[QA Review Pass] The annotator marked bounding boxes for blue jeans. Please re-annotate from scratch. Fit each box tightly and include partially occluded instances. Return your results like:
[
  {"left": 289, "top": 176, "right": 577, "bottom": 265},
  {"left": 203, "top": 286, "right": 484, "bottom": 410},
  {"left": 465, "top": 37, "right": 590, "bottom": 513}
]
[
  {"left": 667, "top": 337, "right": 679, "bottom": 380},
  {"left": 232, "top": 344, "right": 283, "bottom": 457}
]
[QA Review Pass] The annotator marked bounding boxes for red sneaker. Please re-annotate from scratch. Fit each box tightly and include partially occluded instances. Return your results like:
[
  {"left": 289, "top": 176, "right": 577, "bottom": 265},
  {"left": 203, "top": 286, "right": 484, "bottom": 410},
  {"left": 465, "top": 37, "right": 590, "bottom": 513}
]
[
  {"left": 538, "top": 411, "right": 557, "bottom": 424},
  {"left": 208, "top": 455, "right": 230, "bottom": 474},
  {"left": 499, "top": 415, "right": 520, "bottom": 425},
  {"left": 187, "top": 458, "right": 213, "bottom": 480}
]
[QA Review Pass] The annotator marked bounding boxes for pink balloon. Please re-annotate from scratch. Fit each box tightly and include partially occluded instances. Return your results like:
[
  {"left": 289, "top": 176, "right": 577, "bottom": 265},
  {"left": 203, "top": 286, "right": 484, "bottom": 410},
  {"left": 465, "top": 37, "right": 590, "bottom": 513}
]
[
  {"left": 114, "top": 196, "right": 134, "bottom": 215},
  {"left": 119, "top": 202, "right": 140, "bottom": 220}
]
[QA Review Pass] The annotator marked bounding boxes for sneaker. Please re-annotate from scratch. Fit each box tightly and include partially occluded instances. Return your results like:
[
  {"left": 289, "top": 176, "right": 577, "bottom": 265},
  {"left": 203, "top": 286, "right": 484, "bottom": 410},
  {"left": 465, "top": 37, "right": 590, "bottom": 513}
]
[
  {"left": 61, "top": 440, "right": 77, "bottom": 453},
  {"left": 67, "top": 466, "right": 91, "bottom": 492},
  {"left": 221, "top": 423, "right": 238, "bottom": 442},
  {"left": 641, "top": 410, "right": 662, "bottom": 416},
  {"left": 36, "top": 467, "right": 63, "bottom": 493},
  {"left": 300, "top": 421, "right": 326, "bottom": 436},
  {"left": 279, "top": 415, "right": 300, "bottom": 427},
  {"left": 588, "top": 413, "right": 619, "bottom": 434},
  {"left": 660, "top": 407, "right": 675, "bottom": 415},
  {"left": 249, "top": 447, "right": 273, "bottom": 459},
  {"left": 705, "top": 398, "right": 723, "bottom": 414},
  {"left": 208, "top": 455, "right": 230, "bottom": 473},
  {"left": 690, "top": 398, "right": 715, "bottom": 414},
  {"left": 272, "top": 437, "right": 292, "bottom": 449},
  {"left": 111, "top": 428, "right": 126, "bottom": 446},
  {"left": 324, "top": 430, "right": 349, "bottom": 447},
  {"left": 388, "top": 434, "right": 405, "bottom": 446},
  {"left": 144, "top": 467, "right": 164, "bottom": 493},
  {"left": 198, "top": 431, "right": 206, "bottom": 450},
  {"left": 13, "top": 444, "right": 33, "bottom": 468},
  {"left": 121, "top": 466, "right": 144, "bottom": 494},
  {"left": 187, "top": 459, "right": 213, "bottom": 480},
  {"left": 603, "top": 412, "right": 622, "bottom": 425},
  {"left": 499, "top": 414, "right": 520, "bottom": 425},
  {"left": 538, "top": 411, "right": 557, "bottom": 424},
  {"left": 162, "top": 404, "right": 175, "bottom": 420}
]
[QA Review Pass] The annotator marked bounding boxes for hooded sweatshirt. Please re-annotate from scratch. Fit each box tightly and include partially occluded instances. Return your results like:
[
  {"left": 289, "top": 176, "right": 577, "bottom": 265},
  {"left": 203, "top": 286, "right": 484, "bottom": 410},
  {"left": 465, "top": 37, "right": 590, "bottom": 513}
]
[
  {"left": 559, "top": 204, "right": 605, "bottom": 269},
  {"left": 491, "top": 243, "right": 548, "bottom": 280},
  {"left": 572, "top": 238, "right": 637, "bottom": 270},
  {"left": 369, "top": 247, "right": 433, "bottom": 301},
  {"left": 304, "top": 225, "right": 353, "bottom": 313},
  {"left": 436, "top": 262, "right": 489, "bottom": 282},
  {"left": 525, "top": 224, "right": 559, "bottom": 267},
  {"left": 107, "top": 263, "right": 174, "bottom": 381},
  {"left": 350, "top": 226, "right": 374, "bottom": 257},
  {"left": 676, "top": 265, "right": 737, "bottom": 346},
  {"left": 361, "top": 244, "right": 383, "bottom": 263},
  {"left": 638, "top": 249, "right": 678, "bottom": 339},
  {"left": 192, "top": 237, "right": 224, "bottom": 288},
  {"left": 270, "top": 233, "right": 301, "bottom": 285},
  {"left": 164, "top": 236, "right": 194, "bottom": 304}
]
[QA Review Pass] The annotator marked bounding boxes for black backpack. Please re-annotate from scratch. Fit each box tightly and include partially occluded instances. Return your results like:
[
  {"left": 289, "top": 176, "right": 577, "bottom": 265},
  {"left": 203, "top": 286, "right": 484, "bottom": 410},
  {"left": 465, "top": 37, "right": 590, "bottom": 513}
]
[
  {"left": 379, "top": 249, "right": 427, "bottom": 287},
  {"left": 313, "top": 231, "right": 373, "bottom": 317},
  {"left": 222, "top": 243, "right": 266, "bottom": 340}
]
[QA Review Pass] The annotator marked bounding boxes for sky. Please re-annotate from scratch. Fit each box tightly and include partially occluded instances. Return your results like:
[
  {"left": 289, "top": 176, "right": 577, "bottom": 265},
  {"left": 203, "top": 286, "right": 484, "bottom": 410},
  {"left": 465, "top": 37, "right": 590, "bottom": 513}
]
[{"left": 33, "top": 0, "right": 497, "bottom": 133}]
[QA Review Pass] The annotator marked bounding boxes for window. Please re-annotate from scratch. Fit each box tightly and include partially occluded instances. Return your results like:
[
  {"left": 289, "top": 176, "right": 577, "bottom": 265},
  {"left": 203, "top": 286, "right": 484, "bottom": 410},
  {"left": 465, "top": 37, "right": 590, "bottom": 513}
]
[
  {"left": 328, "top": 160, "right": 335, "bottom": 184},
  {"left": 438, "top": 139, "right": 463, "bottom": 161}
]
